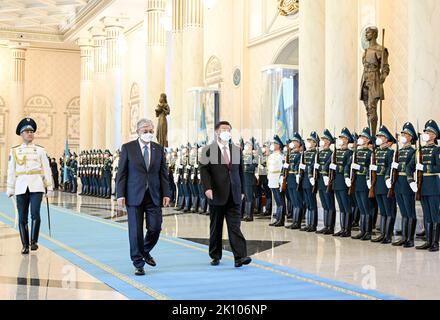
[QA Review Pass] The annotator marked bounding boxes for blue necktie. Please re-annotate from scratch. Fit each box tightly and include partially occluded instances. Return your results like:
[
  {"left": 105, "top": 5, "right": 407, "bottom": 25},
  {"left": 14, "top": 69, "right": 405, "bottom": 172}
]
[{"left": 144, "top": 145, "right": 149, "bottom": 190}]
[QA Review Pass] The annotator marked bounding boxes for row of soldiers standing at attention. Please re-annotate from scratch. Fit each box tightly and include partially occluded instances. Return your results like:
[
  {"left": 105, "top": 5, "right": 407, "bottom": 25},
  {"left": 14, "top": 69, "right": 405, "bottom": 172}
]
[
  {"left": 254, "top": 119, "right": 440, "bottom": 252},
  {"left": 58, "top": 149, "right": 119, "bottom": 199}
]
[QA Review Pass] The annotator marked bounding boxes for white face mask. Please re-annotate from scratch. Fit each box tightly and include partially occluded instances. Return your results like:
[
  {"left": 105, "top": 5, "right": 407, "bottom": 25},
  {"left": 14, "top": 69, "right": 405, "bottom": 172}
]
[
  {"left": 219, "top": 131, "right": 231, "bottom": 142},
  {"left": 376, "top": 137, "right": 383, "bottom": 146},
  {"left": 336, "top": 139, "right": 343, "bottom": 147},
  {"left": 141, "top": 133, "right": 154, "bottom": 143},
  {"left": 422, "top": 133, "right": 430, "bottom": 142},
  {"left": 289, "top": 142, "right": 295, "bottom": 149},
  {"left": 357, "top": 138, "right": 365, "bottom": 146},
  {"left": 305, "top": 142, "right": 312, "bottom": 150},
  {"left": 319, "top": 141, "right": 325, "bottom": 148},
  {"left": 399, "top": 136, "right": 408, "bottom": 145},
  {"left": 244, "top": 145, "right": 250, "bottom": 152},
  {"left": 269, "top": 144, "right": 275, "bottom": 152}
]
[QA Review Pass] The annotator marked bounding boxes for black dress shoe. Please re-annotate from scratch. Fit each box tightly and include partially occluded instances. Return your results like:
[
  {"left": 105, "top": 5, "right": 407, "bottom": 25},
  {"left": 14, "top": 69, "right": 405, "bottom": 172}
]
[
  {"left": 144, "top": 255, "right": 156, "bottom": 267},
  {"left": 30, "top": 242, "right": 39, "bottom": 251},
  {"left": 210, "top": 259, "right": 220, "bottom": 266},
  {"left": 235, "top": 257, "right": 252, "bottom": 268},
  {"left": 21, "top": 247, "right": 29, "bottom": 255},
  {"left": 134, "top": 267, "right": 145, "bottom": 276}
]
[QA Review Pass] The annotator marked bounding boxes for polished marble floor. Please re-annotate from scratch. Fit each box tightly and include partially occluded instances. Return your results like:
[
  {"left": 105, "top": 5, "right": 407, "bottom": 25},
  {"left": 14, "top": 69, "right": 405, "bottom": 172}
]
[{"left": 0, "top": 190, "right": 439, "bottom": 300}]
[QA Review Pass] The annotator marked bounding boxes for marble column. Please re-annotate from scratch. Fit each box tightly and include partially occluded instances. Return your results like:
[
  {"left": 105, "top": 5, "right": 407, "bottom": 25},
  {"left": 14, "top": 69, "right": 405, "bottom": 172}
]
[
  {"left": 145, "top": 0, "right": 167, "bottom": 122},
  {"left": 90, "top": 26, "right": 107, "bottom": 149},
  {"left": 103, "top": 18, "right": 124, "bottom": 151},
  {"left": 170, "top": 0, "right": 184, "bottom": 147},
  {"left": 182, "top": 0, "right": 204, "bottom": 143},
  {"left": 78, "top": 38, "right": 94, "bottom": 151},
  {"left": 408, "top": 0, "right": 440, "bottom": 121},
  {"left": 325, "top": 0, "right": 359, "bottom": 133},
  {"left": 299, "top": 0, "right": 325, "bottom": 135},
  {"left": 8, "top": 43, "right": 27, "bottom": 147}
]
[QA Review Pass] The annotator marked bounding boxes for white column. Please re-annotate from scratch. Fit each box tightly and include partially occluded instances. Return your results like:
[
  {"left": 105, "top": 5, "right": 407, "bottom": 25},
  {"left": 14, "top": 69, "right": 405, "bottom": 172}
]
[
  {"left": 170, "top": 0, "right": 184, "bottom": 146},
  {"left": 408, "top": 0, "right": 440, "bottom": 121},
  {"left": 90, "top": 26, "right": 107, "bottom": 148},
  {"left": 103, "top": 18, "right": 124, "bottom": 151},
  {"left": 78, "top": 38, "right": 94, "bottom": 150},
  {"left": 8, "top": 43, "right": 28, "bottom": 147},
  {"left": 145, "top": 0, "right": 167, "bottom": 121},
  {"left": 299, "top": 0, "right": 325, "bottom": 135},
  {"left": 182, "top": 0, "right": 204, "bottom": 143},
  {"left": 325, "top": 0, "right": 359, "bottom": 132}
]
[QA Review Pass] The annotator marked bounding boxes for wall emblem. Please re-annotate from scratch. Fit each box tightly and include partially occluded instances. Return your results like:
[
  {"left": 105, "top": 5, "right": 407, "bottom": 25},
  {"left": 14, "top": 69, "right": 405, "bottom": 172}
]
[{"left": 278, "top": 0, "right": 299, "bottom": 16}]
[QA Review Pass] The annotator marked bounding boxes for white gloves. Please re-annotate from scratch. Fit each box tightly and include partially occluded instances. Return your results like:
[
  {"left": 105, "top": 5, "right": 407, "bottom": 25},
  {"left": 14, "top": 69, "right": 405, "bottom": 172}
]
[
  {"left": 386, "top": 179, "right": 392, "bottom": 189},
  {"left": 198, "top": 174, "right": 201, "bottom": 180},
  {"left": 296, "top": 175, "right": 300, "bottom": 185},
  {"left": 351, "top": 163, "right": 361, "bottom": 171},
  {"left": 323, "top": 176, "right": 329, "bottom": 186},
  {"left": 186, "top": 165, "right": 191, "bottom": 169},
  {"left": 367, "top": 180, "right": 372, "bottom": 189},
  {"left": 330, "top": 163, "right": 337, "bottom": 170},
  {"left": 179, "top": 165, "right": 183, "bottom": 169},
  {"left": 283, "top": 163, "right": 289, "bottom": 169},
  {"left": 279, "top": 176, "right": 284, "bottom": 185},
  {"left": 46, "top": 190, "right": 55, "bottom": 197},
  {"left": 299, "top": 163, "right": 306, "bottom": 170},
  {"left": 370, "top": 165, "right": 378, "bottom": 172},
  {"left": 416, "top": 164, "right": 424, "bottom": 172},
  {"left": 255, "top": 173, "right": 259, "bottom": 180},
  {"left": 314, "top": 163, "right": 320, "bottom": 170},
  {"left": 410, "top": 182, "right": 418, "bottom": 193},
  {"left": 391, "top": 162, "right": 399, "bottom": 170},
  {"left": 6, "top": 190, "right": 14, "bottom": 198},
  {"left": 345, "top": 178, "right": 352, "bottom": 188},
  {"left": 310, "top": 177, "right": 315, "bottom": 186},
  {"left": 191, "top": 174, "right": 195, "bottom": 180},
  {"left": 194, "top": 164, "right": 199, "bottom": 169}
]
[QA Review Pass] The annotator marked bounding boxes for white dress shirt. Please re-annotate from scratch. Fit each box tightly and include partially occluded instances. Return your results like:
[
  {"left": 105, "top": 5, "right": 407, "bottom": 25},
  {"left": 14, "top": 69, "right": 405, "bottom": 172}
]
[
  {"left": 138, "top": 138, "right": 151, "bottom": 167},
  {"left": 217, "top": 140, "right": 231, "bottom": 163}
]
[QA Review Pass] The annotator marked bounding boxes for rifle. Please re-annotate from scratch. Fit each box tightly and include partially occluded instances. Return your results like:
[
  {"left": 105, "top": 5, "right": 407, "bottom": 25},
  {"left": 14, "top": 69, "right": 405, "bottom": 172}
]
[
  {"left": 348, "top": 140, "right": 358, "bottom": 196},
  {"left": 387, "top": 132, "right": 400, "bottom": 198},
  {"left": 281, "top": 143, "right": 290, "bottom": 193},
  {"left": 312, "top": 148, "right": 319, "bottom": 194},
  {"left": 368, "top": 141, "right": 377, "bottom": 199},
  {"left": 416, "top": 130, "right": 423, "bottom": 201},
  {"left": 327, "top": 143, "right": 337, "bottom": 193},
  {"left": 296, "top": 144, "right": 305, "bottom": 192}
]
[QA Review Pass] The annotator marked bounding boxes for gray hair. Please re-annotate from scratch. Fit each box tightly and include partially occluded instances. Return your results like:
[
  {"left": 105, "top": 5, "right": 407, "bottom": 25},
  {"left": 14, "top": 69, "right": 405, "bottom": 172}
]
[{"left": 136, "top": 118, "right": 154, "bottom": 130}]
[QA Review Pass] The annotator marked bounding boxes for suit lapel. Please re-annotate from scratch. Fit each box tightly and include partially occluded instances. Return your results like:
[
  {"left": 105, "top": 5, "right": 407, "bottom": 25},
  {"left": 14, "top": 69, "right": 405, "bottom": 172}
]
[{"left": 149, "top": 143, "right": 156, "bottom": 171}]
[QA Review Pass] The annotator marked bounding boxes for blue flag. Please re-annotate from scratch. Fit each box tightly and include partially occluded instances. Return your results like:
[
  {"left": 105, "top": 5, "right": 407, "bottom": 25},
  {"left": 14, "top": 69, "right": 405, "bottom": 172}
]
[
  {"left": 275, "top": 82, "right": 288, "bottom": 143},
  {"left": 199, "top": 104, "right": 209, "bottom": 145},
  {"left": 64, "top": 140, "right": 69, "bottom": 182}
]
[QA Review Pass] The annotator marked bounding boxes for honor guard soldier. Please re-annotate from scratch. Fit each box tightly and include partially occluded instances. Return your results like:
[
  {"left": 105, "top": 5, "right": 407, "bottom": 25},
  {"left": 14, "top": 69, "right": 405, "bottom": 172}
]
[
  {"left": 256, "top": 142, "right": 272, "bottom": 217},
  {"left": 349, "top": 127, "right": 373, "bottom": 240},
  {"left": 189, "top": 144, "right": 200, "bottom": 213},
  {"left": 167, "top": 148, "right": 177, "bottom": 205},
  {"left": 103, "top": 150, "right": 113, "bottom": 198},
  {"left": 242, "top": 138, "right": 258, "bottom": 222},
  {"left": 285, "top": 133, "right": 305, "bottom": 229},
  {"left": 70, "top": 152, "right": 78, "bottom": 194},
  {"left": 197, "top": 145, "right": 208, "bottom": 214},
  {"left": 316, "top": 130, "right": 336, "bottom": 235},
  {"left": 182, "top": 144, "right": 191, "bottom": 212},
  {"left": 268, "top": 135, "right": 286, "bottom": 227},
  {"left": 409, "top": 120, "right": 440, "bottom": 251},
  {"left": 7, "top": 118, "right": 54, "bottom": 254},
  {"left": 370, "top": 125, "right": 397, "bottom": 244},
  {"left": 331, "top": 128, "right": 354, "bottom": 237},
  {"left": 391, "top": 122, "right": 418, "bottom": 247},
  {"left": 174, "top": 146, "right": 185, "bottom": 211},
  {"left": 299, "top": 132, "right": 319, "bottom": 232},
  {"left": 350, "top": 132, "right": 361, "bottom": 230}
]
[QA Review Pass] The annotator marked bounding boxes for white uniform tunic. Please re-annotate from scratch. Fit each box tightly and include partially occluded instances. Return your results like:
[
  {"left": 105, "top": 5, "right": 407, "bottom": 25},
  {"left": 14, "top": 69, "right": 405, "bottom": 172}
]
[
  {"left": 267, "top": 151, "right": 284, "bottom": 189},
  {"left": 7, "top": 143, "right": 53, "bottom": 196}
]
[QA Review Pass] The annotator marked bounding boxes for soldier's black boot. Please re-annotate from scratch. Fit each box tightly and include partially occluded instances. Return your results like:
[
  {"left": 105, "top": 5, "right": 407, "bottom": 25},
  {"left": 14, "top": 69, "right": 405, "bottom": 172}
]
[
  {"left": 264, "top": 198, "right": 272, "bottom": 217},
  {"left": 183, "top": 195, "right": 191, "bottom": 212},
  {"left": 341, "top": 211, "right": 352, "bottom": 238},
  {"left": 429, "top": 223, "right": 440, "bottom": 252},
  {"left": 316, "top": 210, "right": 329, "bottom": 234},
  {"left": 403, "top": 218, "right": 417, "bottom": 248},
  {"left": 416, "top": 223, "right": 433, "bottom": 250},
  {"left": 372, "top": 215, "right": 386, "bottom": 242},
  {"left": 324, "top": 210, "right": 336, "bottom": 235},
  {"left": 30, "top": 219, "right": 40, "bottom": 251},
  {"left": 19, "top": 223, "right": 30, "bottom": 254},
  {"left": 254, "top": 197, "right": 262, "bottom": 215},
  {"left": 333, "top": 212, "right": 345, "bottom": 237},
  {"left": 300, "top": 210, "right": 310, "bottom": 231},
  {"left": 243, "top": 202, "right": 253, "bottom": 222},
  {"left": 382, "top": 216, "right": 395, "bottom": 244},
  {"left": 291, "top": 208, "right": 302, "bottom": 229},
  {"left": 307, "top": 210, "right": 318, "bottom": 232},
  {"left": 361, "top": 215, "right": 372, "bottom": 241},
  {"left": 393, "top": 218, "right": 408, "bottom": 246},
  {"left": 190, "top": 196, "right": 198, "bottom": 213},
  {"left": 352, "top": 207, "right": 360, "bottom": 230},
  {"left": 352, "top": 215, "right": 365, "bottom": 239}
]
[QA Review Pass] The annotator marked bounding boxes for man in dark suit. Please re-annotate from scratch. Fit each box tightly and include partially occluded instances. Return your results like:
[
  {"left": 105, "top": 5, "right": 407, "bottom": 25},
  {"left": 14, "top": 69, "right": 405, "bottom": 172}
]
[
  {"left": 200, "top": 121, "right": 251, "bottom": 268},
  {"left": 116, "top": 119, "right": 170, "bottom": 276}
]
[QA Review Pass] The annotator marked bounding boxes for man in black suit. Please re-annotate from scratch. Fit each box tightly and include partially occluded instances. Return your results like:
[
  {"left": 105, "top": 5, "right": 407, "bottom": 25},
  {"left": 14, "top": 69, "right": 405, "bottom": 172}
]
[
  {"left": 116, "top": 119, "right": 170, "bottom": 276},
  {"left": 200, "top": 121, "right": 251, "bottom": 268}
]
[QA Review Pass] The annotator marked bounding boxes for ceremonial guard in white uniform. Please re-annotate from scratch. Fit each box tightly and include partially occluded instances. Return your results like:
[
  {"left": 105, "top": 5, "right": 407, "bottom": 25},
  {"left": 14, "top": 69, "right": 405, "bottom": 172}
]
[{"left": 7, "top": 118, "right": 54, "bottom": 254}]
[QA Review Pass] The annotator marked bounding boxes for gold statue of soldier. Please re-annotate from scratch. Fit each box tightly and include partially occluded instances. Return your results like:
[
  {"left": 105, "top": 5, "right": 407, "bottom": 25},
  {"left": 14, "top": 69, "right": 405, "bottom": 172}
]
[{"left": 360, "top": 26, "right": 390, "bottom": 136}]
